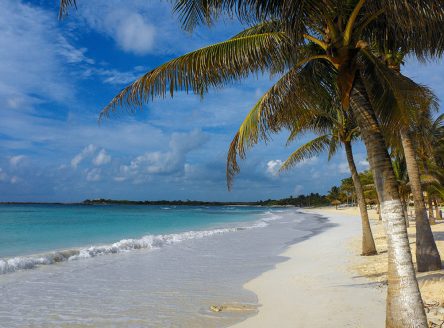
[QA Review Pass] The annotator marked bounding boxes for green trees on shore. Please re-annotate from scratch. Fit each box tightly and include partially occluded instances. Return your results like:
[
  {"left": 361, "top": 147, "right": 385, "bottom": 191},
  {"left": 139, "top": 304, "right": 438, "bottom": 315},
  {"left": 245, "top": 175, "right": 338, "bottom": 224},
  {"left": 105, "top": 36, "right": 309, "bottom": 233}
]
[{"left": 59, "top": 1, "right": 444, "bottom": 327}]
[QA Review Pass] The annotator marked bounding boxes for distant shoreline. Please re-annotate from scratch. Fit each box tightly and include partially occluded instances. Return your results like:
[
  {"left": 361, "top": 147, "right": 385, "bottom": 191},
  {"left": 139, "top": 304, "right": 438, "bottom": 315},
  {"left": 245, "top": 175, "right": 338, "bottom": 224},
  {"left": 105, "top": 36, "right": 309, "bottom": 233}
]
[{"left": 0, "top": 195, "right": 330, "bottom": 207}]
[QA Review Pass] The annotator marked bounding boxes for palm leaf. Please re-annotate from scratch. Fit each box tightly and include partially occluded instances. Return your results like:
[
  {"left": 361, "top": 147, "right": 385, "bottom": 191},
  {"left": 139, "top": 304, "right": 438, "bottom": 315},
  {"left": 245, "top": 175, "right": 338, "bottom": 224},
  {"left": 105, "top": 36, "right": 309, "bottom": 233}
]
[
  {"left": 358, "top": 49, "right": 438, "bottom": 128},
  {"left": 327, "top": 134, "right": 339, "bottom": 160},
  {"left": 59, "top": 0, "right": 77, "bottom": 18},
  {"left": 173, "top": 0, "right": 217, "bottom": 31},
  {"left": 171, "top": 0, "right": 327, "bottom": 35},
  {"left": 279, "top": 134, "right": 331, "bottom": 172},
  {"left": 225, "top": 57, "right": 335, "bottom": 189},
  {"left": 99, "top": 32, "right": 292, "bottom": 119}
]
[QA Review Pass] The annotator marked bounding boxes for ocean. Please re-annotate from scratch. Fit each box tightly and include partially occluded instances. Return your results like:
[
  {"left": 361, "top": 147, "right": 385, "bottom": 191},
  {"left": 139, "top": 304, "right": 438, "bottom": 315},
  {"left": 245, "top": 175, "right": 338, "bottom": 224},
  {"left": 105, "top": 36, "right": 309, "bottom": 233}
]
[{"left": 0, "top": 204, "right": 331, "bottom": 327}]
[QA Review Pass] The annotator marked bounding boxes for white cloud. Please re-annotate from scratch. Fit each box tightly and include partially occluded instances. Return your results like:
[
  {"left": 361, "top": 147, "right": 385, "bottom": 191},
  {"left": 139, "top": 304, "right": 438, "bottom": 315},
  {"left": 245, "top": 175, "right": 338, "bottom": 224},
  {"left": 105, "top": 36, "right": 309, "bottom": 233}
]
[
  {"left": 57, "top": 36, "right": 95, "bottom": 64},
  {"left": 311, "top": 171, "right": 321, "bottom": 179},
  {"left": 0, "top": 168, "right": 7, "bottom": 182},
  {"left": 0, "top": 1, "right": 78, "bottom": 109},
  {"left": 9, "top": 155, "right": 26, "bottom": 167},
  {"left": 71, "top": 144, "right": 97, "bottom": 169},
  {"left": 358, "top": 159, "right": 370, "bottom": 169},
  {"left": 266, "top": 160, "right": 283, "bottom": 176},
  {"left": 115, "top": 14, "right": 155, "bottom": 55},
  {"left": 76, "top": 4, "right": 156, "bottom": 55},
  {"left": 85, "top": 168, "right": 101, "bottom": 182},
  {"left": 93, "top": 149, "right": 111, "bottom": 166},
  {"left": 116, "top": 130, "right": 207, "bottom": 183},
  {"left": 338, "top": 162, "right": 350, "bottom": 174},
  {"left": 294, "top": 184, "right": 304, "bottom": 195},
  {"left": 295, "top": 156, "right": 318, "bottom": 167},
  {"left": 81, "top": 66, "right": 146, "bottom": 85}
]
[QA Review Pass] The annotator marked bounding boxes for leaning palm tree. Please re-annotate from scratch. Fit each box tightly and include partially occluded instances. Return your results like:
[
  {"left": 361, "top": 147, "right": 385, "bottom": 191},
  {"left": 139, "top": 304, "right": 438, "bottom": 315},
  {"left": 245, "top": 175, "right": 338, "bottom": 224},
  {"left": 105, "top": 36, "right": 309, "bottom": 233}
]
[
  {"left": 391, "top": 156, "right": 410, "bottom": 227},
  {"left": 379, "top": 51, "right": 442, "bottom": 271},
  {"left": 59, "top": 1, "right": 444, "bottom": 326},
  {"left": 278, "top": 103, "right": 377, "bottom": 255},
  {"left": 414, "top": 112, "right": 444, "bottom": 222}
]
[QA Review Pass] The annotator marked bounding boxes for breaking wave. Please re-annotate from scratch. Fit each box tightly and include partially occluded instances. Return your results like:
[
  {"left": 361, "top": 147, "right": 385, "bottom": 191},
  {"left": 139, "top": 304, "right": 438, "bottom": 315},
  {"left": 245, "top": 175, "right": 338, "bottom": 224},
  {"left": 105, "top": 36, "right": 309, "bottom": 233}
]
[{"left": 0, "top": 216, "right": 278, "bottom": 275}]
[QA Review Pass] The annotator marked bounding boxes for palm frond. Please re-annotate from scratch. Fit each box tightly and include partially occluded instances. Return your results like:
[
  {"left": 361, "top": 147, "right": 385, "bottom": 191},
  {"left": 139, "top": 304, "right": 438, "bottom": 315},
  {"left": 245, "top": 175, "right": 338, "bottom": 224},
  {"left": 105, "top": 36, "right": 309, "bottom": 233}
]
[
  {"left": 358, "top": 49, "right": 438, "bottom": 129},
  {"left": 327, "top": 135, "right": 339, "bottom": 160},
  {"left": 279, "top": 134, "right": 331, "bottom": 172},
  {"left": 59, "top": 0, "right": 76, "bottom": 19},
  {"left": 171, "top": 0, "right": 334, "bottom": 37},
  {"left": 173, "top": 0, "right": 218, "bottom": 31},
  {"left": 231, "top": 21, "right": 283, "bottom": 38},
  {"left": 362, "top": 0, "right": 444, "bottom": 59},
  {"left": 226, "top": 57, "right": 335, "bottom": 189},
  {"left": 99, "top": 32, "right": 292, "bottom": 119}
]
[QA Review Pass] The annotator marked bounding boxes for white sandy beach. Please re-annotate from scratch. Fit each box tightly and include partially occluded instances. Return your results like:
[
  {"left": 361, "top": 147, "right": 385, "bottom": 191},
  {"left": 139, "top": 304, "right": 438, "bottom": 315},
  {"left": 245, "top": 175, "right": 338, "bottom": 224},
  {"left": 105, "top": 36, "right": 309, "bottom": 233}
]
[{"left": 231, "top": 208, "right": 386, "bottom": 328}]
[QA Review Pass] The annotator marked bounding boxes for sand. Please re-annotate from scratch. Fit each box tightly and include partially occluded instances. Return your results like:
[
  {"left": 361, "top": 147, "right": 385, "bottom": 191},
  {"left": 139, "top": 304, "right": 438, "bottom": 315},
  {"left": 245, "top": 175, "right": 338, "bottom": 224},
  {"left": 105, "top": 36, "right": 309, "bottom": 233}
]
[
  {"left": 231, "top": 206, "right": 444, "bottom": 328},
  {"left": 231, "top": 208, "right": 385, "bottom": 328}
]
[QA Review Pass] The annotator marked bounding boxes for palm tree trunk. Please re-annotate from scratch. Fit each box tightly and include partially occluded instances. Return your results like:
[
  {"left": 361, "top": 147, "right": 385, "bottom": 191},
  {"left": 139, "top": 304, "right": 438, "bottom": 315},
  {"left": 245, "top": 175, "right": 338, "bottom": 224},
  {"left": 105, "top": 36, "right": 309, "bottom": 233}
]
[
  {"left": 344, "top": 141, "right": 377, "bottom": 255},
  {"left": 401, "top": 197, "right": 409, "bottom": 228},
  {"left": 376, "top": 201, "right": 382, "bottom": 220},
  {"left": 350, "top": 76, "right": 427, "bottom": 328},
  {"left": 422, "top": 162, "right": 436, "bottom": 225},
  {"left": 435, "top": 199, "right": 442, "bottom": 220},
  {"left": 401, "top": 130, "right": 441, "bottom": 272},
  {"left": 427, "top": 194, "right": 436, "bottom": 224}
]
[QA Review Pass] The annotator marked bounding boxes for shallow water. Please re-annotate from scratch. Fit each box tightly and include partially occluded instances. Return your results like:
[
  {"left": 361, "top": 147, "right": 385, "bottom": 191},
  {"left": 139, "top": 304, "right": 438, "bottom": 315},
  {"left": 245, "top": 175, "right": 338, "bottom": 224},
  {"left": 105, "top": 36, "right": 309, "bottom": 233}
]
[{"left": 0, "top": 206, "right": 332, "bottom": 327}]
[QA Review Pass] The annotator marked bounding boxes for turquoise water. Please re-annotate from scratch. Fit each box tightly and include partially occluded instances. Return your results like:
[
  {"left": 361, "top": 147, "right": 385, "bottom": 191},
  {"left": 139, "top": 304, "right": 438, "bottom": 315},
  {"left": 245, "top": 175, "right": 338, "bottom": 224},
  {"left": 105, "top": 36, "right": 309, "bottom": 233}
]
[
  {"left": 0, "top": 204, "right": 271, "bottom": 259},
  {"left": 0, "top": 208, "right": 327, "bottom": 327}
]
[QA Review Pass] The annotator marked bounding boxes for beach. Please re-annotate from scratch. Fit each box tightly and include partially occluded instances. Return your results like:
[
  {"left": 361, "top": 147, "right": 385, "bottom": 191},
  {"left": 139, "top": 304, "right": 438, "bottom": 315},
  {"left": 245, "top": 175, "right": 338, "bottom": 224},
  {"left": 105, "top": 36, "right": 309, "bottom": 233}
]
[
  {"left": 233, "top": 207, "right": 444, "bottom": 327},
  {"left": 0, "top": 205, "right": 330, "bottom": 327},
  {"left": 3, "top": 205, "right": 444, "bottom": 327}
]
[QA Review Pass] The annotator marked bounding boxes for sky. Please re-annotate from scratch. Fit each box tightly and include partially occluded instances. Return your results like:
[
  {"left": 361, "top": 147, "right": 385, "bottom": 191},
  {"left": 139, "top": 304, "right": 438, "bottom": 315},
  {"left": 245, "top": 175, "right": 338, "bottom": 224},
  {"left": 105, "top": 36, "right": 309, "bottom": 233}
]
[{"left": 0, "top": 0, "right": 443, "bottom": 202}]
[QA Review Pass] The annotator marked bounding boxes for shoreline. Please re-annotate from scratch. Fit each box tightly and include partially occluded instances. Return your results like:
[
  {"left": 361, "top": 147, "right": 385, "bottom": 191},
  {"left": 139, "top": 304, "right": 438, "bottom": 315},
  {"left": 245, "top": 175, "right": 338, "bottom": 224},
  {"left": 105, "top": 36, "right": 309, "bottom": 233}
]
[
  {"left": 1, "top": 207, "right": 327, "bottom": 327},
  {"left": 230, "top": 207, "right": 386, "bottom": 328}
]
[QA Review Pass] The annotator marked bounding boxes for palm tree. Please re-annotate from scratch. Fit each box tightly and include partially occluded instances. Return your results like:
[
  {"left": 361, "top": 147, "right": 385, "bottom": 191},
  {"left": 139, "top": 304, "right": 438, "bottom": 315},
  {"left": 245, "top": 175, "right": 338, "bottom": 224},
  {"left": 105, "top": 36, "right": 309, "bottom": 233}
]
[
  {"left": 414, "top": 113, "right": 444, "bottom": 223},
  {"left": 279, "top": 104, "right": 377, "bottom": 255},
  {"left": 59, "top": 1, "right": 444, "bottom": 326},
  {"left": 391, "top": 156, "right": 410, "bottom": 227},
  {"left": 379, "top": 52, "right": 442, "bottom": 272}
]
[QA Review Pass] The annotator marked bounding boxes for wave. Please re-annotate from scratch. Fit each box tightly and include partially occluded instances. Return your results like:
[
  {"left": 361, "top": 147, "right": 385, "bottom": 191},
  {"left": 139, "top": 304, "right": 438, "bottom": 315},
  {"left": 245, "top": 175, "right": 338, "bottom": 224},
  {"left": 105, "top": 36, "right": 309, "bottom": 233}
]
[{"left": 0, "top": 216, "right": 281, "bottom": 275}]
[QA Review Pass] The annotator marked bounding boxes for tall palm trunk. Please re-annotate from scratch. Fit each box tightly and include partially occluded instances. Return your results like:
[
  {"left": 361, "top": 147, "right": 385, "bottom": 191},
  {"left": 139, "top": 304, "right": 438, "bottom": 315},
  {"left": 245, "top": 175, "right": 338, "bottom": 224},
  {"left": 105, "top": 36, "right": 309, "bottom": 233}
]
[
  {"left": 401, "top": 131, "right": 441, "bottom": 272},
  {"left": 350, "top": 76, "right": 427, "bottom": 328},
  {"left": 423, "top": 163, "right": 436, "bottom": 225},
  {"left": 427, "top": 194, "right": 436, "bottom": 224},
  {"left": 344, "top": 141, "right": 377, "bottom": 255},
  {"left": 435, "top": 199, "right": 442, "bottom": 220},
  {"left": 401, "top": 197, "right": 409, "bottom": 228}
]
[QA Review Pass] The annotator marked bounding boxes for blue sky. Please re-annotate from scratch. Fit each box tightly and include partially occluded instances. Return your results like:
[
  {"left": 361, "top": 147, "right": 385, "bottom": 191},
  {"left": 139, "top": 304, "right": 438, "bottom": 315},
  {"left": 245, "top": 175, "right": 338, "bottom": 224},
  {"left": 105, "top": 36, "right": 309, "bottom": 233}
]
[{"left": 0, "top": 0, "right": 443, "bottom": 202}]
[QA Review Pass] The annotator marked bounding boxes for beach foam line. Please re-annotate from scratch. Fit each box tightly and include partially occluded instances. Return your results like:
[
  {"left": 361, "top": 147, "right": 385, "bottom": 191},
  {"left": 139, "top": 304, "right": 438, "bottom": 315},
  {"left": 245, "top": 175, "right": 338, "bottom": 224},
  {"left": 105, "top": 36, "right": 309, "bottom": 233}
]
[{"left": 0, "top": 214, "right": 281, "bottom": 275}]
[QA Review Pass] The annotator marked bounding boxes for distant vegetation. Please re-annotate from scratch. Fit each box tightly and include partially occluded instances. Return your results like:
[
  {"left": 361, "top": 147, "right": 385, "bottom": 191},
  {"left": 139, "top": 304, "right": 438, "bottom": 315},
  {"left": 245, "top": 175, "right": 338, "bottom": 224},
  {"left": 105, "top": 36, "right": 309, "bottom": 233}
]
[{"left": 82, "top": 194, "right": 329, "bottom": 207}]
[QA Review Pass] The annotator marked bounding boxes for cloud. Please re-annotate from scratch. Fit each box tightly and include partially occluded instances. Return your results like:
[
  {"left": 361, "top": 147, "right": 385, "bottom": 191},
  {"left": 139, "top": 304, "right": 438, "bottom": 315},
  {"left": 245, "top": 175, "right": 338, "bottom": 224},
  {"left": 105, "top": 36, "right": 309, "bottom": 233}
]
[
  {"left": 71, "top": 144, "right": 97, "bottom": 169},
  {"left": 72, "top": 0, "right": 242, "bottom": 56},
  {"left": 114, "top": 14, "right": 155, "bottom": 54},
  {"left": 9, "top": 155, "right": 26, "bottom": 167},
  {"left": 93, "top": 149, "right": 111, "bottom": 166},
  {"left": 338, "top": 162, "right": 350, "bottom": 174},
  {"left": 85, "top": 168, "right": 101, "bottom": 182},
  {"left": 75, "top": 3, "right": 156, "bottom": 55},
  {"left": 0, "top": 168, "right": 7, "bottom": 182},
  {"left": 294, "top": 184, "right": 304, "bottom": 195},
  {"left": 295, "top": 156, "right": 318, "bottom": 167},
  {"left": 0, "top": 0, "right": 79, "bottom": 109},
  {"left": 116, "top": 130, "right": 208, "bottom": 183},
  {"left": 266, "top": 160, "right": 283, "bottom": 176},
  {"left": 358, "top": 159, "right": 370, "bottom": 169}
]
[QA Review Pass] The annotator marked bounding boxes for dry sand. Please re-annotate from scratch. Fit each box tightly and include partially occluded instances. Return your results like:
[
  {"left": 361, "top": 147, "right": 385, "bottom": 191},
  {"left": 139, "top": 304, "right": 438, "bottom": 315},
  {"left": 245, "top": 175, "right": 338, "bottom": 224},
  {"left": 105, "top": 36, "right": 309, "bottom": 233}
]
[
  {"left": 231, "top": 208, "right": 385, "bottom": 328},
  {"left": 231, "top": 206, "right": 444, "bottom": 328}
]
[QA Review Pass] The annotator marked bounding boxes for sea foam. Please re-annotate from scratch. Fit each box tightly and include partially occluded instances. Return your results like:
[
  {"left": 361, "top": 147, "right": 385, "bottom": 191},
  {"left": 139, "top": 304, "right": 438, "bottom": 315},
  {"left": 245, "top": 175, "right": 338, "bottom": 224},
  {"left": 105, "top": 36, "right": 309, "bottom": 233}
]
[{"left": 0, "top": 215, "right": 279, "bottom": 275}]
